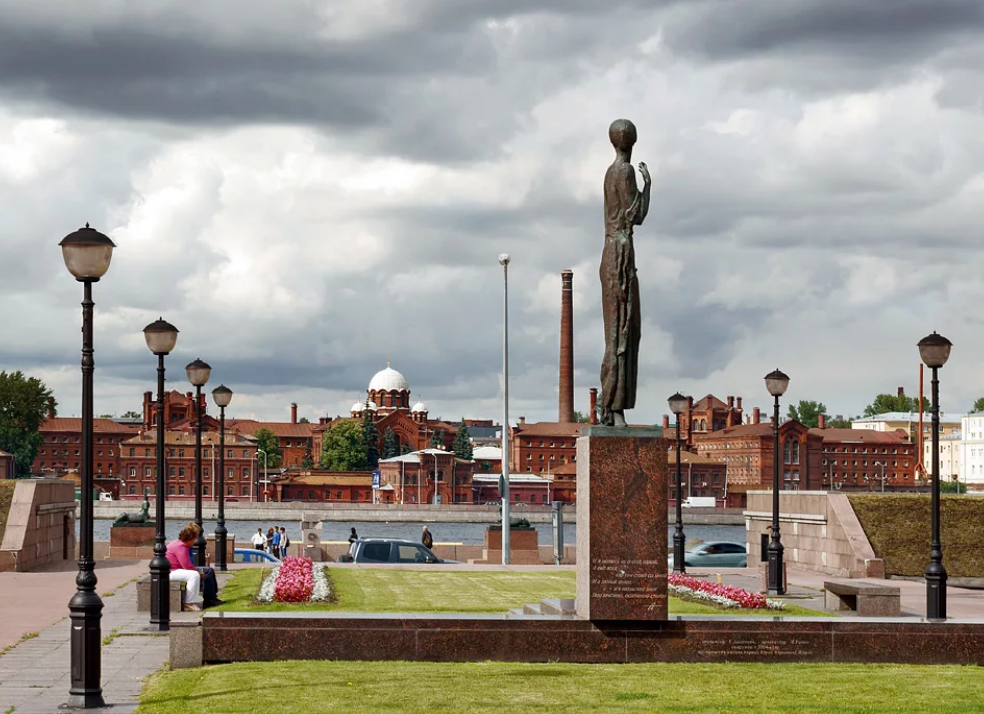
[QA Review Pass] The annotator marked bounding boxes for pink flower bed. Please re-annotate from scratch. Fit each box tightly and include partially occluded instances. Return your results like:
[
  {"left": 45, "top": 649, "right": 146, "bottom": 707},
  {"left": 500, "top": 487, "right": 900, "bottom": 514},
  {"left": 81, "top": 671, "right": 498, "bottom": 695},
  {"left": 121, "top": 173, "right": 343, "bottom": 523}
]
[
  {"left": 668, "top": 573, "right": 777, "bottom": 610},
  {"left": 273, "top": 556, "right": 314, "bottom": 603}
]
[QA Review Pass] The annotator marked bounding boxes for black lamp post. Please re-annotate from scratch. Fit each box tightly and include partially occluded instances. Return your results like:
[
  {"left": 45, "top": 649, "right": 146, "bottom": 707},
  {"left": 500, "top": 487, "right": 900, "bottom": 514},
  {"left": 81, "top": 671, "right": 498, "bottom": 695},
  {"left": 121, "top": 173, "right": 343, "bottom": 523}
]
[
  {"left": 60, "top": 224, "right": 115, "bottom": 709},
  {"left": 186, "top": 358, "right": 211, "bottom": 567},
  {"left": 212, "top": 384, "right": 233, "bottom": 572},
  {"left": 918, "top": 331, "right": 952, "bottom": 620},
  {"left": 668, "top": 392, "right": 688, "bottom": 574},
  {"left": 765, "top": 368, "right": 790, "bottom": 596},
  {"left": 144, "top": 318, "right": 179, "bottom": 631}
]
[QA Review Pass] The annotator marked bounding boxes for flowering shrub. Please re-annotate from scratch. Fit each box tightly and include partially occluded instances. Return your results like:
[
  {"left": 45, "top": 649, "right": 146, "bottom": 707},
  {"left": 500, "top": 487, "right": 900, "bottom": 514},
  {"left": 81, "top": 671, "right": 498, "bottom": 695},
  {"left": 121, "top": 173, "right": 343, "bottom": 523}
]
[
  {"left": 257, "top": 558, "right": 332, "bottom": 604},
  {"left": 668, "top": 573, "right": 784, "bottom": 611},
  {"left": 273, "top": 556, "right": 314, "bottom": 603}
]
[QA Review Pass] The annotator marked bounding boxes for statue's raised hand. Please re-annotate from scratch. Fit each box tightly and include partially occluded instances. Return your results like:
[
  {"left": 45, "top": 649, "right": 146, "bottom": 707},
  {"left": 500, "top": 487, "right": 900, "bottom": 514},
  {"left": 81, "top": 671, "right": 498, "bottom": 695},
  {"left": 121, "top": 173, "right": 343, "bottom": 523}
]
[{"left": 638, "top": 161, "right": 651, "bottom": 185}]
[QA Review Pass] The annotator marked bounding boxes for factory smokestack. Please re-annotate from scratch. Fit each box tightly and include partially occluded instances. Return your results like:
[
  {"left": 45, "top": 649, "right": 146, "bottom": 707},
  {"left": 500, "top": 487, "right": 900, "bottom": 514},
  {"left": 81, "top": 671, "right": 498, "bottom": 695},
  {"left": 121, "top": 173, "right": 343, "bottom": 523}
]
[{"left": 559, "top": 270, "right": 575, "bottom": 423}]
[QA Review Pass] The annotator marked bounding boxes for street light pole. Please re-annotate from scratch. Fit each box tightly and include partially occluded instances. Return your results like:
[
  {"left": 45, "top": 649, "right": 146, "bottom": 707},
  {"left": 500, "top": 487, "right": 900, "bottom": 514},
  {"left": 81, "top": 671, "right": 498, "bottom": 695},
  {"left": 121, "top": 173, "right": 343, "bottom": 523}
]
[
  {"left": 765, "top": 368, "right": 790, "bottom": 596},
  {"left": 186, "top": 359, "right": 211, "bottom": 567},
  {"left": 918, "top": 331, "right": 952, "bottom": 620},
  {"left": 498, "top": 253, "right": 511, "bottom": 564},
  {"left": 212, "top": 385, "right": 233, "bottom": 572},
  {"left": 144, "top": 319, "right": 179, "bottom": 632},
  {"left": 668, "top": 393, "right": 687, "bottom": 574},
  {"left": 60, "top": 224, "right": 115, "bottom": 709}
]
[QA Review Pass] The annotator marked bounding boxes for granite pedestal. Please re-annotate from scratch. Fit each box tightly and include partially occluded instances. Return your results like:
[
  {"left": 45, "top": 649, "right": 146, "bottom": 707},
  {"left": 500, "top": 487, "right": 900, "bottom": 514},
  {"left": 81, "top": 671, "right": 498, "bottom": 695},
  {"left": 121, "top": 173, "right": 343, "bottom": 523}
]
[
  {"left": 477, "top": 527, "right": 541, "bottom": 564},
  {"left": 576, "top": 427, "right": 668, "bottom": 621}
]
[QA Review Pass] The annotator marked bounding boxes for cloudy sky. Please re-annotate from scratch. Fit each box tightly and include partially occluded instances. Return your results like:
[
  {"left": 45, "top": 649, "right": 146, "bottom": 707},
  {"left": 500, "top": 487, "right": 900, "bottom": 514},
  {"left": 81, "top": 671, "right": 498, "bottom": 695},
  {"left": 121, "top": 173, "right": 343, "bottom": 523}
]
[{"left": 1, "top": 1, "right": 983, "bottom": 425}]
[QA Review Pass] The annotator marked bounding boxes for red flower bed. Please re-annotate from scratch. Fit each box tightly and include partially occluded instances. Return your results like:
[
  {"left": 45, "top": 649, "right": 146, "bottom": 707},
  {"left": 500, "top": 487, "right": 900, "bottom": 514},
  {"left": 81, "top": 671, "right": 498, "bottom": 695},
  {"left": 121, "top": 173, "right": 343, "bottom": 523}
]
[
  {"left": 273, "top": 556, "right": 314, "bottom": 603},
  {"left": 668, "top": 573, "right": 776, "bottom": 610}
]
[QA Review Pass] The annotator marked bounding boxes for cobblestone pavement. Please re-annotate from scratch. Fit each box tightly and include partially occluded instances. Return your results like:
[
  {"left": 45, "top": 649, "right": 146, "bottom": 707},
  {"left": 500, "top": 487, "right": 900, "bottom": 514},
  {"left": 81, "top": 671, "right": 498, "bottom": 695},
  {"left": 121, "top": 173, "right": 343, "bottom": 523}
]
[{"left": 0, "top": 561, "right": 200, "bottom": 714}]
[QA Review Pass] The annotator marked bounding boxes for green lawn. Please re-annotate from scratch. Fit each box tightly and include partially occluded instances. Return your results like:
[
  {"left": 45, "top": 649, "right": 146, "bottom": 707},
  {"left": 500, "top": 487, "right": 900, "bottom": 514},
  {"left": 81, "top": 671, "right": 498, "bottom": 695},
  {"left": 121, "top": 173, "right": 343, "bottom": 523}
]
[
  {"left": 137, "top": 661, "right": 984, "bottom": 714},
  {"left": 214, "top": 567, "right": 825, "bottom": 617}
]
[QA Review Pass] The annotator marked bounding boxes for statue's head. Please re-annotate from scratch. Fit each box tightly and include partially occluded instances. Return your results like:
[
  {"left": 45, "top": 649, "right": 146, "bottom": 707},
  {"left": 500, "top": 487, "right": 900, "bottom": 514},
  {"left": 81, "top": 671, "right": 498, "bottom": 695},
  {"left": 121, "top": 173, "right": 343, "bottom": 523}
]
[{"left": 609, "top": 118, "right": 637, "bottom": 152}]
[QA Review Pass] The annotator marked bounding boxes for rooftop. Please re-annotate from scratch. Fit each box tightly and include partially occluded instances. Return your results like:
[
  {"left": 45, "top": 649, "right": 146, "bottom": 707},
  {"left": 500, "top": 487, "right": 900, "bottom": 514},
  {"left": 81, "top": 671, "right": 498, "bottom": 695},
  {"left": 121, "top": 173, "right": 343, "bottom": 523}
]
[{"left": 853, "top": 412, "right": 962, "bottom": 424}]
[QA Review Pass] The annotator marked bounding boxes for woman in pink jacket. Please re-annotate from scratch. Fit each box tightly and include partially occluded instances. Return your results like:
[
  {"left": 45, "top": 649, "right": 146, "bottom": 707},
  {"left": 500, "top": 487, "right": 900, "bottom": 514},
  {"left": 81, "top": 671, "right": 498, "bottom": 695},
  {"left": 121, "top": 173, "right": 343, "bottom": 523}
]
[{"left": 166, "top": 522, "right": 221, "bottom": 611}]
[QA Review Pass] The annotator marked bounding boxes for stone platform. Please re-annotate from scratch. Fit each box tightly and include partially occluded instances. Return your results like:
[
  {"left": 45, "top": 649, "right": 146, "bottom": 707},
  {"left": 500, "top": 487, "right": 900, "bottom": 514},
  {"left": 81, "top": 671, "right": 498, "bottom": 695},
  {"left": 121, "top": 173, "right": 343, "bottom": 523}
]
[{"left": 198, "top": 612, "right": 984, "bottom": 665}]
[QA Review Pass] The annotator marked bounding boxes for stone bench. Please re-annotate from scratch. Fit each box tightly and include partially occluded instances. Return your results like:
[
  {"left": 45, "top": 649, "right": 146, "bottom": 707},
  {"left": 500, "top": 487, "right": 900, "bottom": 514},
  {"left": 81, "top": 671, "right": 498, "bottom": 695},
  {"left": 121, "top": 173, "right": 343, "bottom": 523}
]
[
  {"left": 824, "top": 579, "right": 900, "bottom": 617},
  {"left": 135, "top": 574, "right": 186, "bottom": 612}
]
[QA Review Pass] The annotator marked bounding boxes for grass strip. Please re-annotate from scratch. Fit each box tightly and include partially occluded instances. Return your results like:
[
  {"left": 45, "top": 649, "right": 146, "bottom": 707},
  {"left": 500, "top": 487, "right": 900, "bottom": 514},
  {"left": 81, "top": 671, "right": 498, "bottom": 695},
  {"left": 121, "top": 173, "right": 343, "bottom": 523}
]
[{"left": 137, "top": 661, "right": 984, "bottom": 714}]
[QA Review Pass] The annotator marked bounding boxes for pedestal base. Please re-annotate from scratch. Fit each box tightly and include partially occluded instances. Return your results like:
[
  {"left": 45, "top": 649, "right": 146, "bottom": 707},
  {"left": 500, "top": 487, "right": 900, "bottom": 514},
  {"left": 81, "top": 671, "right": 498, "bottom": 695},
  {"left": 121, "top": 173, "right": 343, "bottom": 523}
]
[{"left": 575, "top": 427, "right": 668, "bottom": 621}]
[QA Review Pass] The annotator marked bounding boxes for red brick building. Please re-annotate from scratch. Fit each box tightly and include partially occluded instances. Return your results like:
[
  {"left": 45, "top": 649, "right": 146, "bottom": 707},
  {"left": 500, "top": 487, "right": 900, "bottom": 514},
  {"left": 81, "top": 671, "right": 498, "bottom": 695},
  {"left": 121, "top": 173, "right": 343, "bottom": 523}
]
[
  {"left": 33, "top": 417, "right": 141, "bottom": 482},
  {"left": 116, "top": 430, "right": 258, "bottom": 501},
  {"left": 509, "top": 419, "right": 583, "bottom": 475},
  {"left": 378, "top": 449, "right": 476, "bottom": 504},
  {"left": 277, "top": 472, "right": 375, "bottom": 502},
  {"left": 0, "top": 449, "right": 15, "bottom": 479},
  {"left": 661, "top": 394, "right": 745, "bottom": 447},
  {"left": 667, "top": 450, "right": 728, "bottom": 507},
  {"left": 229, "top": 410, "right": 315, "bottom": 470},
  {"left": 816, "top": 427, "right": 916, "bottom": 490}
]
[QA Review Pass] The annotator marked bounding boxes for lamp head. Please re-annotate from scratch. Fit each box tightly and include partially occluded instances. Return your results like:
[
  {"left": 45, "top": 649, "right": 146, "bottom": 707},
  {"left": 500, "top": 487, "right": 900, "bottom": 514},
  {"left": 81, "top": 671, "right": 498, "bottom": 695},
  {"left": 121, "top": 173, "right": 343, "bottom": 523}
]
[
  {"left": 765, "top": 368, "right": 790, "bottom": 397},
  {"left": 212, "top": 384, "right": 233, "bottom": 409},
  {"left": 185, "top": 358, "right": 212, "bottom": 387},
  {"left": 917, "top": 331, "right": 952, "bottom": 369},
  {"left": 59, "top": 223, "right": 116, "bottom": 281},
  {"left": 667, "top": 392, "right": 688, "bottom": 415},
  {"left": 143, "top": 318, "right": 179, "bottom": 355},
  {"left": 498, "top": 253, "right": 510, "bottom": 266}
]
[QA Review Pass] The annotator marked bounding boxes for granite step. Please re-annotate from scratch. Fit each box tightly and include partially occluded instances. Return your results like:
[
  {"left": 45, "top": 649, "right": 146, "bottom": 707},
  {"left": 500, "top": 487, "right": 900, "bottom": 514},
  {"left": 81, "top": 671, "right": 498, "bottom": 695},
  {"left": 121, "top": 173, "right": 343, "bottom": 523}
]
[
  {"left": 507, "top": 608, "right": 526, "bottom": 616},
  {"left": 539, "top": 598, "right": 577, "bottom": 616},
  {"left": 522, "top": 603, "right": 542, "bottom": 615}
]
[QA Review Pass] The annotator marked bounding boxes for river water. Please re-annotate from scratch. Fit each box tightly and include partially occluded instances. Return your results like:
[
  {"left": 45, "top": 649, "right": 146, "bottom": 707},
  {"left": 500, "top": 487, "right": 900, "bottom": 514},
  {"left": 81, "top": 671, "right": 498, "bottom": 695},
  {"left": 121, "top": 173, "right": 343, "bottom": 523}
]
[{"left": 87, "top": 519, "right": 743, "bottom": 547}]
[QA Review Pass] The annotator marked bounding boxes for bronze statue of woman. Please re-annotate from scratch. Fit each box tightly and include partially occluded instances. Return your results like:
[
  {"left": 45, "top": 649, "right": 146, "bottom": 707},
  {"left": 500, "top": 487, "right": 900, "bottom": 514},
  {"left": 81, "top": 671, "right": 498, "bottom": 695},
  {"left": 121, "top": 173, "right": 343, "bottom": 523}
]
[{"left": 599, "top": 118, "right": 651, "bottom": 427}]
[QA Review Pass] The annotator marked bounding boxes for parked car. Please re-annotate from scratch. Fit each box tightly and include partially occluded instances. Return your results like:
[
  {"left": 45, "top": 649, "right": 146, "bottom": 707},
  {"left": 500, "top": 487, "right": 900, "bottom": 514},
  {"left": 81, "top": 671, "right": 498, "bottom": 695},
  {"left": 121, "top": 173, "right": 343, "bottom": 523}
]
[
  {"left": 337, "top": 538, "right": 458, "bottom": 564},
  {"left": 674, "top": 541, "right": 747, "bottom": 568}
]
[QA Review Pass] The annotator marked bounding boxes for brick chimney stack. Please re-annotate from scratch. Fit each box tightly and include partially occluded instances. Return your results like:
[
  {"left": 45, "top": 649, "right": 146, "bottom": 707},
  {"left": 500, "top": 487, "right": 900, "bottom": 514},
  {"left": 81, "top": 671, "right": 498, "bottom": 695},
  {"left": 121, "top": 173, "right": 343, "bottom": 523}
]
[
  {"left": 662, "top": 415, "right": 670, "bottom": 430},
  {"left": 818, "top": 413, "right": 826, "bottom": 429},
  {"left": 753, "top": 407, "right": 761, "bottom": 425},
  {"left": 736, "top": 397, "right": 742, "bottom": 410},
  {"left": 47, "top": 396, "right": 56, "bottom": 419},
  {"left": 291, "top": 402, "right": 298, "bottom": 424},
  {"left": 898, "top": 387, "right": 905, "bottom": 398},
  {"left": 589, "top": 387, "right": 598, "bottom": 425},
  {"left": 728, "top": 396, "right": 734, "bottom": 408},
  {"left": 559, "top": 269, "right": 575, "bottom": 423}
]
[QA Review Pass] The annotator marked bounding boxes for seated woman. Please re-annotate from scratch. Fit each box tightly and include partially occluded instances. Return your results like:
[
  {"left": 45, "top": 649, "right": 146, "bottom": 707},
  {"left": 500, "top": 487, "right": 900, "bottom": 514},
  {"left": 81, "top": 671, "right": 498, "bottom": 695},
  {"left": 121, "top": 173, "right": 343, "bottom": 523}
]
[{"left": 166, "top": 522, "right": 222, "bottom": 611}]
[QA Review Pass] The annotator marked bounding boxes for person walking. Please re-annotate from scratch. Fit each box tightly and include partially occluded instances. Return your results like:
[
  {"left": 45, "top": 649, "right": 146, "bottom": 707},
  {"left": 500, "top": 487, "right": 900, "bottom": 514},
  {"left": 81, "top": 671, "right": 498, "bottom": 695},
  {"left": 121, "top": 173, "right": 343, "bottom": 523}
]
[
  {"left": 348, "top": 527, "right": 358, "bottom": 545},
  {"left": 272, "top": 527, "right": 282, "bottom": 559},
  {"left": 251, "top": 528, "right": 265, "bottom": 551},
  {"left": 279, "top": 527, "right": 290, "bottom": 558},
  {"left": 421, "top": 526, "right": 433, "bottom": 550}
]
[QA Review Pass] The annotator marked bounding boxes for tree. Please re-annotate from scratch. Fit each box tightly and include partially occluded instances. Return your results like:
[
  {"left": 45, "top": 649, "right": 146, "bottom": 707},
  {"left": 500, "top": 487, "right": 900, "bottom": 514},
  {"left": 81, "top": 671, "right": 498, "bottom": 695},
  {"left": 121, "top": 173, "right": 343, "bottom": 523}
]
[
  {"left": 572, "top": 411, "right": 591, "bottom": 424},
  {"left": 381, "top": 427, "right": 398, "bottom": 460},
  {"left": 321, "top": 420, "right": 367, "bottom": 471},
  {"left": 121, "top": 410, "right": 141, "bottom": 419},
  {"left": 825, "top": 415, "right": 854, "bottom": 429},
  {"left": 253, "top": 428, "right": 283, "bottom": 469},
  {"left": 429, "top": 429, "right": 445, "bottom": 449},
  {"left": 452, "top": 419, "right": 473, "bottom": 460},
  {"left": 786, "top": 400, "right": 827, "bottom": 428},
  {"left": 361, "top": 401, "right": 379, "bottom": 469},
  {"left": 301, "top": 446, "right": 315, "bottom": 470},
  {"left": 0, "top": 371, "right": 55, "bottom": 477},
  {"left": 863, "top": 393, "right": 929, "bottom": 417},
  {"left": 298, "top": 416, "right": 311, "bottom": 424},
  {"left": 400, "top": 444, "right": 412, "bottom": 455},
  {"left": 970, "top": 398, "right": 984, "bottom": 414}
]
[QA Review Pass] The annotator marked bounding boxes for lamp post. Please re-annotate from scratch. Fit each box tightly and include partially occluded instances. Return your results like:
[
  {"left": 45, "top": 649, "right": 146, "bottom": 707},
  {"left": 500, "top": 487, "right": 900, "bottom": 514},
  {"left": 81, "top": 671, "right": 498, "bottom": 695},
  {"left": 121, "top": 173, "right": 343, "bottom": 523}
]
[
  {"left": 918, "top": 331, "right": 952, "bottom": 620},
  {"left": 60, "top": 224, "right": 115, "bottom": 709},
  {"left": 668, "top": 392, "right": 688, "bottom": 574},
  {"left": 498, "top": 253, "right": 511, "bottom": 564},
  {"left": 186, "top": 358, "right": 211, "bottom": 566},
  {"left": 258, "top": 449, "right": 268, "bottom": 502},
  {"left": 212, "top": 385, "right": 233, "bottom": 572},
  {"left": 144, "top": 318, "right": 179, "bottom": 631},
  {"left": 765, "top": 368, "right": 790, "bottom": 596}
]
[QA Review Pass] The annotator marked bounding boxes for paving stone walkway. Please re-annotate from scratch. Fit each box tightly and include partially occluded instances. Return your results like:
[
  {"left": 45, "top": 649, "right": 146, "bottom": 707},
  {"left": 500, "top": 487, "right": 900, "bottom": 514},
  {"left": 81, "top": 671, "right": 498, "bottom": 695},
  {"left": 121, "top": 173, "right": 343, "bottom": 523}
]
[{"left": 0, "top": 561, "right": 200, "bottom": 714}]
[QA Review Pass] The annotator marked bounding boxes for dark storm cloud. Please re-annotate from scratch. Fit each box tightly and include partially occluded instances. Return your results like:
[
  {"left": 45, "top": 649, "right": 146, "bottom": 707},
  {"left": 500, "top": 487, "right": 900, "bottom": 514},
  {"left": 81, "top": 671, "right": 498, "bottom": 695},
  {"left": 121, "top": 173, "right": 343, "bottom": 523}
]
[{"left": 665, "top": 0, "right": 983, "bottom": 61}]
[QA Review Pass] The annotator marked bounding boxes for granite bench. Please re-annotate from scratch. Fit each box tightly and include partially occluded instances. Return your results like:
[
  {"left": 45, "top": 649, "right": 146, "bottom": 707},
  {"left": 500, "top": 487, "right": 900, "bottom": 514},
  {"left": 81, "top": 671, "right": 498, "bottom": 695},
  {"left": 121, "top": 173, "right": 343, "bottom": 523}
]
[
  {"left": 135, "top": 574, "right": 186, "bottom": 612},
  {"left": 824, "top": 579, "right": 901, "bottom": 617}
]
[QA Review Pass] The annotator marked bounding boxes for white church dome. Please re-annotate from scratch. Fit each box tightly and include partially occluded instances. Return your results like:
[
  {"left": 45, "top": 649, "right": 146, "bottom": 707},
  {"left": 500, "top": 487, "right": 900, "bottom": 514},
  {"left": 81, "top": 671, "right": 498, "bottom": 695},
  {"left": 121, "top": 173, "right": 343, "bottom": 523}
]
[
  {"left": 368, "top": 365, "right": 409, "bottom": 392},
  {"left": 411, "top": 401, "right": 427, "bottom": 413},
  {"left": 351, "top": 401, "right": 364, "bottom": 412}
]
